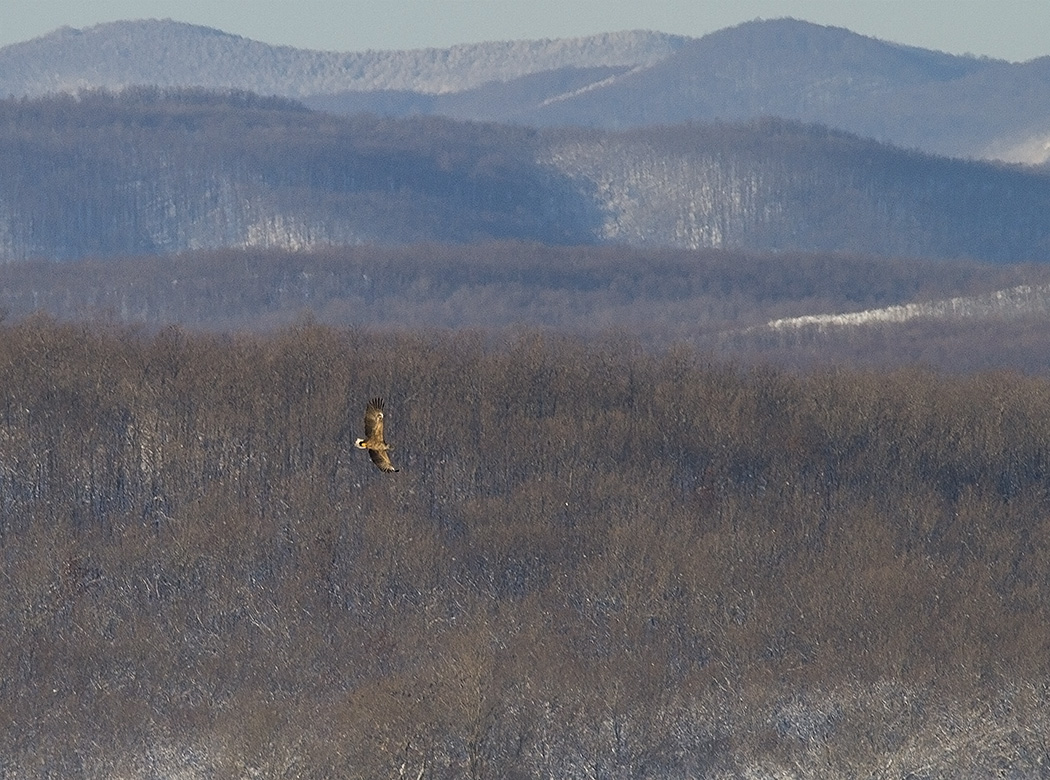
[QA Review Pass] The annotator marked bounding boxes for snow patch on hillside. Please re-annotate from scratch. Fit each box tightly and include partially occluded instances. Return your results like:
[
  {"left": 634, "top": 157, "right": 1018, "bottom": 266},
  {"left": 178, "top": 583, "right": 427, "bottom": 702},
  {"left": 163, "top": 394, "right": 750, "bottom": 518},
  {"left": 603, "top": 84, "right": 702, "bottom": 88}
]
[
  {"left": 765, "top": 283, "right": 1050, "bottom": 332},
  {"left": 537, "top": 64, "right": 652, "bottom": 108}
]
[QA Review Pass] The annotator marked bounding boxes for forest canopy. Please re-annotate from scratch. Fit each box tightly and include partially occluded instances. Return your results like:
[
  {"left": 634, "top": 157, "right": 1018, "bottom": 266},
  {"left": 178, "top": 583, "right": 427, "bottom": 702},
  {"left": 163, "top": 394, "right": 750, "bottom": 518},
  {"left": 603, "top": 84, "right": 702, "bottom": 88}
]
[{"left": 3, "top": 318, "right": 1050, "bottom": 776}]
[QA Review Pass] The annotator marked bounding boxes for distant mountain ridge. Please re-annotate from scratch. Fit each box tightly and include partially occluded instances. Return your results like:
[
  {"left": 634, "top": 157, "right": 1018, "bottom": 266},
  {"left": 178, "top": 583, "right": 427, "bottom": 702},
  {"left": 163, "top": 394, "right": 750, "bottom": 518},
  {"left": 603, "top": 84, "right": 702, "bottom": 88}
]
[
  {"left": 0, "top": 19, "right": 685, "bottom": 97},
  {"left": 313, "top": 19, "right": 1050, "bottom": 162},
  {"left": 512, "top": 19, "right": 1050, "bottom": 161},
  {"left": 3, "top": 18, "right": 1050, "bottom": 160}
]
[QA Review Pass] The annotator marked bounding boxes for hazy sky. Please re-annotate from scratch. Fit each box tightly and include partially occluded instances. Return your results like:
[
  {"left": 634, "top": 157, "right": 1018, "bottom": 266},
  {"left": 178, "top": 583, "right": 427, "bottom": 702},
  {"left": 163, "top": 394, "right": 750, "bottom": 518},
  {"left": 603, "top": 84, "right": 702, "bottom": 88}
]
[{"left": 4, "top": 0, "right": 1049, "bottom": 62}]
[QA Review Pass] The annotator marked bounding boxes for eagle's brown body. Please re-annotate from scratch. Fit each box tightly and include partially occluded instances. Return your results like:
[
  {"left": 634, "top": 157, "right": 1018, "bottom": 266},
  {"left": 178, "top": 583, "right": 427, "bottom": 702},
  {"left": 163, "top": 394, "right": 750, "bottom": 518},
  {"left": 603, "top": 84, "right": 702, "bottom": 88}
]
[{"left": 355, "top": 397, "right": 399, "bottom": 473}]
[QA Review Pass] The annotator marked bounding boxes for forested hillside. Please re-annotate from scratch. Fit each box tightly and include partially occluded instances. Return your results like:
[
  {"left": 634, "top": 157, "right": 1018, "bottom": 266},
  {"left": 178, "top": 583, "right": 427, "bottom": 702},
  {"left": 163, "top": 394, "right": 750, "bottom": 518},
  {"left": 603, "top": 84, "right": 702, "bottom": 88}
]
[
  {"left": 542, "top": 119, "right": 1050, "bottom": 261},
  {"left": 3, "top": 90, "right": 1050, "bottom": 263},
  {"left": 5, "top": 242, "right": 1050, "bottom": 375},
  {"left": 0, "top": 90, "right": 598, "bottom": 259},
  {"left": 4, "top": 319, "right": 1050, "bottom": 777}
]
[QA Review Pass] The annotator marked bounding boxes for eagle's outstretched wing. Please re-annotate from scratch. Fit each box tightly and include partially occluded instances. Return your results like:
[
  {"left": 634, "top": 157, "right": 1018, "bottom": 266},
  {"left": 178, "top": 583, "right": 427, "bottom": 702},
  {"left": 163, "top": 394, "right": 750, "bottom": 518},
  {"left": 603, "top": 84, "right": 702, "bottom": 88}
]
[
  {"left": 364, "top": 397, "right": 386, "bottom": 443},
  {"left": 368, "top": 447, "right": 399, "bottom": 473}
]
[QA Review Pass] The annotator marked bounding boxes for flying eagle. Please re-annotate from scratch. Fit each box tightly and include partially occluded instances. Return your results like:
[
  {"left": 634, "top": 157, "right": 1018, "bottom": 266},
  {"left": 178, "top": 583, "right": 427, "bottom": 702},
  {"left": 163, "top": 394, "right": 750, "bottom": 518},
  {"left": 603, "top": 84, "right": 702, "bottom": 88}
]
[{"left": 355, "top": 397, "right": 399, "bottom": 473}]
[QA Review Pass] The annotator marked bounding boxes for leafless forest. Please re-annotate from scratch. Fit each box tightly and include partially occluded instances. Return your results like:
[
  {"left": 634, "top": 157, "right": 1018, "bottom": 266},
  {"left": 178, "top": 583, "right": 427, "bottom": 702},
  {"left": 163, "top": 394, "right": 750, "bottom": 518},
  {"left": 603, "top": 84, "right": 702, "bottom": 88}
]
[
  {"left": 4, "top": 315, "right": 1050, "bottom": 777},
  {"left": 5, "top": 243, "right": 1050, "bottom": 371}
]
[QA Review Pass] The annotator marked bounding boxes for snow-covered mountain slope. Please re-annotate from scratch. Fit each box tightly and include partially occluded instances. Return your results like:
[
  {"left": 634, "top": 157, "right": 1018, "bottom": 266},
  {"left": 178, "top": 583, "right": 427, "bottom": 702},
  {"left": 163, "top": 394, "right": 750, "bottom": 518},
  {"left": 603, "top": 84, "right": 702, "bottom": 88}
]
[{"left": 0, "top": 20, "right": 687, "bottom": 98}]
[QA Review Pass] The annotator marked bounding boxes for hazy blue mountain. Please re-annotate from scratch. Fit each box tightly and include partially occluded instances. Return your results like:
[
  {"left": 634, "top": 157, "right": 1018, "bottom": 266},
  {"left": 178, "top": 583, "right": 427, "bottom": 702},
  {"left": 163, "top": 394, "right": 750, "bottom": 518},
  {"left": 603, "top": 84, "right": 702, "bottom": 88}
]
[
  {"left": 2, "top": 91, "right": 1049, "bottom": 264},
  {"left": 506, "top": 19, "right": 1050, "bottom": 161},
  {"left": 5, "top": 18, "right": 1050, "bottom": 160},
  {"left": 308, "top": 19, "right": 1050, "bottom": 162}
]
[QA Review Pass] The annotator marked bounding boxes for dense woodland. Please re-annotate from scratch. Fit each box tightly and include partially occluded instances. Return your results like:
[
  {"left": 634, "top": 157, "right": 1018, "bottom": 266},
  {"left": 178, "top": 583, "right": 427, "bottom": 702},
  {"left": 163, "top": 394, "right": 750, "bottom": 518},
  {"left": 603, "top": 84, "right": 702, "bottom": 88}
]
[
  {"left": 4, "top": 318, "right": 1050, "bottom": 776},
  {"left": 4, "top": 90, "right": 1050, "bottom": 262},
  {"left": 4, "top": 242, "right": 1050, "bottom": 375}
]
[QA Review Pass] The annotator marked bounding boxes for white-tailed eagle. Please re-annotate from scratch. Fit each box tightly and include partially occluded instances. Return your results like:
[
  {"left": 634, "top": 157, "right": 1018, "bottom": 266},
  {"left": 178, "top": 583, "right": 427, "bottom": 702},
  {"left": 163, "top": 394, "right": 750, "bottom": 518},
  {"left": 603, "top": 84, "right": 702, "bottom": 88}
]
[{"left": 355, "top": 397, "right": 399, "bottom": 473}]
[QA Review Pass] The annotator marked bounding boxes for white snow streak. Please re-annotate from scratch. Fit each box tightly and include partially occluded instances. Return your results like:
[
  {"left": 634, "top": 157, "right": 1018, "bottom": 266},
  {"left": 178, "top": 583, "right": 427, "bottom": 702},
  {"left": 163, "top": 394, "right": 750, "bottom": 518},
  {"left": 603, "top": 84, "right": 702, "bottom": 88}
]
[{"left": 765, "top": 283, "right": 1050, "bottom": 333}]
